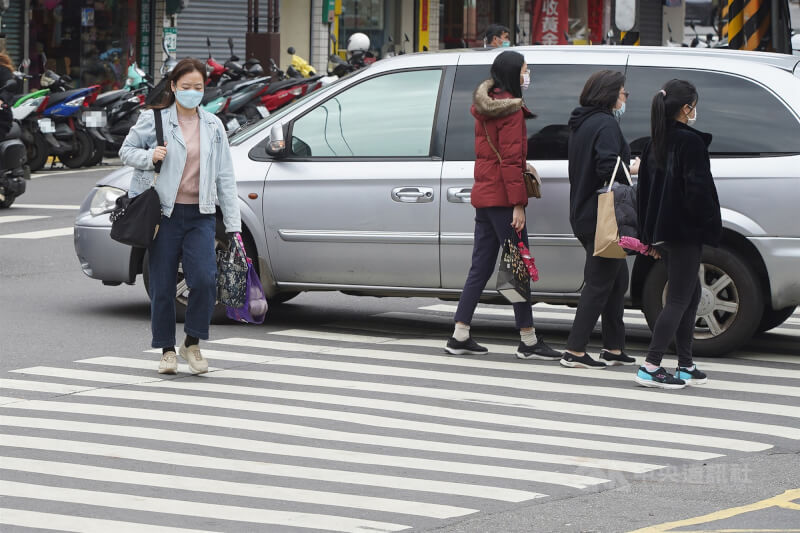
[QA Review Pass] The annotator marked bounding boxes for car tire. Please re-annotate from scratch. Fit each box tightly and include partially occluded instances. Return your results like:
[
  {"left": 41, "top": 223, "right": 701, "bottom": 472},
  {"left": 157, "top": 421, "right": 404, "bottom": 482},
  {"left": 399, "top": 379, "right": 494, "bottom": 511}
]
[
  {"left": 641, "top": 246, "right": 764, "bottom": 356},
  {"left": 26, "top": 131, "right": 48, "bottom": 172},
  {"left": 757, "top": 305, "right": 797, "bottom": 334},
  {"left": 60, "top": 129, "right": 93, "bottom": 169}
]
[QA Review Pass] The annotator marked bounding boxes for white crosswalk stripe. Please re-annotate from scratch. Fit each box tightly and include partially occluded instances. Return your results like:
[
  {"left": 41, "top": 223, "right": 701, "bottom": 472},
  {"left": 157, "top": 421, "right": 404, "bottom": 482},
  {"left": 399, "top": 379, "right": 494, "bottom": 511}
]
[
  {"left": 0, "top": 226, "right": 73, "bottom": 239},
  {"left": 0, "top": 324, "right": 797, "bottom": 532}
]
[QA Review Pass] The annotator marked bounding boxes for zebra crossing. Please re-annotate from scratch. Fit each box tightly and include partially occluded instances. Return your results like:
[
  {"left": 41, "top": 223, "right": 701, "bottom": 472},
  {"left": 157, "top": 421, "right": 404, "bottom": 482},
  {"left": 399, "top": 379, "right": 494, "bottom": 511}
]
[
  {"left": 1, "top": 323, "right": 798, "bottom": 532},
  {"left": 0, "top": 205, "right": 79, "bottom": 240}
]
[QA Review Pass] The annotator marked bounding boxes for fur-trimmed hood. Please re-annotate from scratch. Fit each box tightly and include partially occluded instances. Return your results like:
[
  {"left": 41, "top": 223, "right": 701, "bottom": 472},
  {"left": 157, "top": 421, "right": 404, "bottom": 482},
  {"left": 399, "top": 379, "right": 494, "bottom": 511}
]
[{"left": 471, "top": 79, "right": 532, "bottom": 120}]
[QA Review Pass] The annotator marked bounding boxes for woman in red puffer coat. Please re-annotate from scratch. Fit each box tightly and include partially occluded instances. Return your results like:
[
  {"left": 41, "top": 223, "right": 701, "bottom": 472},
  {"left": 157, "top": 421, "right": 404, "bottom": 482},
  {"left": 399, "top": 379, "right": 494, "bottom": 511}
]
[{"left": 446, "top": 50, "right": 561, "bottom": 361}]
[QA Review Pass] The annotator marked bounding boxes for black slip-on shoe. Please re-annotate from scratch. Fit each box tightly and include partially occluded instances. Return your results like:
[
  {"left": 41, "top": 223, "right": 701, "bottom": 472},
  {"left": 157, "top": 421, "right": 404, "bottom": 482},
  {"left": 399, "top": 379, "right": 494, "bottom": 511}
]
[
  {"left": 560, "top": 352, "right": 607, "bottom": 369},
  {"left": 445, "top": 336, "right": 488, "bottom": 355},
  {"left": 676, "top": 366, "right": 708, "bottom": 385},
  {"left": 516, "top": 336, "right": 562, "bottom": 360},
  {"left": 599, "top": 349, "right": 637, "bottom": 366}
]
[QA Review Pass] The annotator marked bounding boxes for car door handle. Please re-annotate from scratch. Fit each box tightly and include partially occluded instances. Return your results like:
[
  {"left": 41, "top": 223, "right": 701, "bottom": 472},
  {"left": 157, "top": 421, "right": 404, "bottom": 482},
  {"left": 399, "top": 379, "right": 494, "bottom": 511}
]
[
  {"left": 447, "top": 187, "right": 472, "bottom": 203},
  {"left": 391, "top": 187, "right": 434, "bottom": 203}
]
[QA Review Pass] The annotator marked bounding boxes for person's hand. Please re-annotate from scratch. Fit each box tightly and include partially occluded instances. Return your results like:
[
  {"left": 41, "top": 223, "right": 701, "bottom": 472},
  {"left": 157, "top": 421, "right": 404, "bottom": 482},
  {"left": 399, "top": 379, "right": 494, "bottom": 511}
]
[
  {"left": 152, "top": 142, "right": 167, "bottom": 164},
  {"left": 511, "top": 205, "right": 526, "bottom": 232},
  {"left": 647, "top": 247, "right": 661, "bottom": 260},
  {"left": 630, "top": 157, "right": 641, "bottom": 175}
]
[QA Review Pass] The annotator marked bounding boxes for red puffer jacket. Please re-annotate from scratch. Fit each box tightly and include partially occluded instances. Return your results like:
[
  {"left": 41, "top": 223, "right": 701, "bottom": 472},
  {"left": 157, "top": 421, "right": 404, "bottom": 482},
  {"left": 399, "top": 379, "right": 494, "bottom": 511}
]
[{"left": 470, "top": 79, "right": 532, "bottom": 208}]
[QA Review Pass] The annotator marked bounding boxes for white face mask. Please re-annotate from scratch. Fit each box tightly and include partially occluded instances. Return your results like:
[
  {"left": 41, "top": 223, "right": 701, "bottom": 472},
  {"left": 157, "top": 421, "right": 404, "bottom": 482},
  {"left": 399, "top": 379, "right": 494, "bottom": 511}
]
[
  {"left": 687, "top": 107, "right": 697, "bottom": 126},
  {"left": 521, "top": 71, "right": 530, "bottom": 90}
]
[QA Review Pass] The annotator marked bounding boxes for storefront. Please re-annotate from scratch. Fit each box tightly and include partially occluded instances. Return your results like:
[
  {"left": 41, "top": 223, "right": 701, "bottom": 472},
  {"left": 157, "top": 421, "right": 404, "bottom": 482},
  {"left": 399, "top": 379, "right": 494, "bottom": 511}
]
[
  {"left": 439, "top": 0, "right": 517, "bottom": 48},
  {"left": 336, "top": 0, "right": 417, "bottom": 58}
]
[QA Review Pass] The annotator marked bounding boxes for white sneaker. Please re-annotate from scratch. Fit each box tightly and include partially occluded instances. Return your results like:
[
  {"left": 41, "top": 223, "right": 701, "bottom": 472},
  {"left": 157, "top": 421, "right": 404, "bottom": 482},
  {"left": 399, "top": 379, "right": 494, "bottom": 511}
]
[
  {"left": 179, "top": 344, "right": 208, "bottom": 374},
  {"left": 158, "top": 351, "right": 178, "bottom": 374}
]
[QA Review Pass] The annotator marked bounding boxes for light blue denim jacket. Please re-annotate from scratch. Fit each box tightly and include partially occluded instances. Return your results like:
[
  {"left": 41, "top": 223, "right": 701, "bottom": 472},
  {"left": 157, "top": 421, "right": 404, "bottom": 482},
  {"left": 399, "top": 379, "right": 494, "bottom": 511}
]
[{"left": 119, "top": 104, "right": 241, "bottom": 233}]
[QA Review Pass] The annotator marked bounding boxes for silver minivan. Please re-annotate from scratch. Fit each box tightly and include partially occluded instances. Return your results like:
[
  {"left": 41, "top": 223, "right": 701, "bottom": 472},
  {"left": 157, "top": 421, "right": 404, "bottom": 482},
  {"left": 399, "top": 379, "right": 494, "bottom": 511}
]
[{"left": 75, "top": 46, "right": 800, "bottom": 355}]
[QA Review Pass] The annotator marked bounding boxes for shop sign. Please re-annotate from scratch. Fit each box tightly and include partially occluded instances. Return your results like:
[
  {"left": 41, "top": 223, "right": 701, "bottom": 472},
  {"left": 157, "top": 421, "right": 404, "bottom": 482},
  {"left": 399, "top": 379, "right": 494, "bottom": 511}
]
[
  {"left": 531, "top": 0, "right": 569, "bottom": 45},
  {"left": 164, "top": 27, "right": 177, "bottom": 54},
  {"left": 140, "top": 0, "right": 151, "bottom": 74},
  {"left": 322, "top": 0, "right": 335, "bottom": 23},
  {"left": 81, "top": 8, "right": 94, "bottom": 27}
]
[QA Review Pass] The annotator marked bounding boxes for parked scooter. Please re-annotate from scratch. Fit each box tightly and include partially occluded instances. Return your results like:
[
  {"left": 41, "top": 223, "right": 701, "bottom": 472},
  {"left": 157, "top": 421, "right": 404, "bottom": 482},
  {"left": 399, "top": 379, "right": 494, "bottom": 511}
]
[
  {"left": 38, "top": 69, "right": 103, "bottom": 168},
  {"left": 0, "top": 81, "right": 29, "bottom": 207},
  {"left": 10, "top": 72, "right": 51, "bottom": 171}
]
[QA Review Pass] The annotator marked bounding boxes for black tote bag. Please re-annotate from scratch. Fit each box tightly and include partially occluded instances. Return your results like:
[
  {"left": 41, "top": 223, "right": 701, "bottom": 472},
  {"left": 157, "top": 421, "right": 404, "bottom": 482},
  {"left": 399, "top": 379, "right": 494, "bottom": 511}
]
[{"left": 110, "top": 111, "right": 164, "bottom": 248}]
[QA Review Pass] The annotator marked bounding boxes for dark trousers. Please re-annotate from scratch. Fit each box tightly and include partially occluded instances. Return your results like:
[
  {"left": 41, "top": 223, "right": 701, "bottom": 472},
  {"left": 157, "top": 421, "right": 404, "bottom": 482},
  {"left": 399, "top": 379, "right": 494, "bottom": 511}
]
[
  {"left": 148, "top": 203, "right": 217, "bottom": 348},
  {"left": 646, "top": 242, "right": 702, "bottom": 368},
  {"left": 565, "top": 234, "right": 628, "bottom": 352},
  {"left": 454, "top": 206, "right": 533, "bottom": 330}
]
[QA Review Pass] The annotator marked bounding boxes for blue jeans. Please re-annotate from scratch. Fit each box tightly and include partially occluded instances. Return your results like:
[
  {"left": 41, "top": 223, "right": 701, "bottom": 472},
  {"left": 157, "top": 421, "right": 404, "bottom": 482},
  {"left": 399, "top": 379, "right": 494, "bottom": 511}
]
[
  {"left": 148, "top": 203, "right": 217, "bottom": 348},
  {"left": 454, "top": 206, "right": 533, "bottom": 330}
]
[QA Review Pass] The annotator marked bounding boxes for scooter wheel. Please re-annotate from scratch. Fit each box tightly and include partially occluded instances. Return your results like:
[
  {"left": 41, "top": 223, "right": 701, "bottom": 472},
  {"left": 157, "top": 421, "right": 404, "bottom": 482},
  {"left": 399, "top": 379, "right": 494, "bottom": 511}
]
[
  {"left": 26, "top": 132, "right": 49, "bottom": 172},
  {"left": 85, "top": 136, "right": 105, "bottom": 167},
  {"left": 60, "top": 129, "right": 93, "bottom": 169}
]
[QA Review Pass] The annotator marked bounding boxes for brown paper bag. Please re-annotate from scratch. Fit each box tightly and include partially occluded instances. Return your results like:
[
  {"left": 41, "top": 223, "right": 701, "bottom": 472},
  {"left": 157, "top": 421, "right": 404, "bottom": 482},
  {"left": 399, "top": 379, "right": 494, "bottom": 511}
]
[{"left": 594, "top": 189, "right": 627, "bottom": 258}]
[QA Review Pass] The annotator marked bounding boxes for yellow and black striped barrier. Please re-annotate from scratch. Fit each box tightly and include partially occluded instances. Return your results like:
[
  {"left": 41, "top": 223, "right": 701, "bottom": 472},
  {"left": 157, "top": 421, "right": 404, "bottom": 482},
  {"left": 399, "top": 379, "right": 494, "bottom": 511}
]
[
  {"left": 620, "top": 31, "right": 640, "bottom": 46},
  {"left": 727, "top": 0, "right": 771, "bottom": 51}
]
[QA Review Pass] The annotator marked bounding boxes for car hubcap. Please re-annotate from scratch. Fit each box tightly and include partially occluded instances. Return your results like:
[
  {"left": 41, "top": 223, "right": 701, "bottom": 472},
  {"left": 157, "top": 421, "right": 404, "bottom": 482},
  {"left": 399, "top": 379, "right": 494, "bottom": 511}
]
[{"left": 662, "top": 263, "right": 739, "bottom": 339}]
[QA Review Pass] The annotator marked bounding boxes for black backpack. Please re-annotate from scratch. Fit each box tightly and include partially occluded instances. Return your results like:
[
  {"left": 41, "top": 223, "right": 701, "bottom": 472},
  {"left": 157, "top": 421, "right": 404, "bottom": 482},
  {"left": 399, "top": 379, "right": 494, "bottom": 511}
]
[{"left": 110, "top": 110, "right": 164, "bottom": 248}]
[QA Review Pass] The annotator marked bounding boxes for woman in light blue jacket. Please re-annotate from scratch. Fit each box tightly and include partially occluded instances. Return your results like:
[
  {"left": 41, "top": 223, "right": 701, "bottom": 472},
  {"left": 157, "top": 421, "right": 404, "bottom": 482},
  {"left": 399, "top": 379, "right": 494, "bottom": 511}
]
[{"left": 120, "top": 58, "right": 241, "bottom": 375}]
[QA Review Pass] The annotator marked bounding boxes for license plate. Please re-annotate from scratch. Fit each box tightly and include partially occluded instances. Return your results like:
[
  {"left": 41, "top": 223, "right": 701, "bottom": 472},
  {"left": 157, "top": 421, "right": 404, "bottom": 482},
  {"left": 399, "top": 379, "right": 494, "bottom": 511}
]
[
  {"left": 37, "top": 118, "right": 55, "bottom": 133},
  {"left": 256, "top": 105, "right": 270, "bottom": 118},
  {"left": 83, "top": 110, "right": 107, "bottom": 128},
  {"left": 226, "top": 118, "right": 240, "bottom": 132}
]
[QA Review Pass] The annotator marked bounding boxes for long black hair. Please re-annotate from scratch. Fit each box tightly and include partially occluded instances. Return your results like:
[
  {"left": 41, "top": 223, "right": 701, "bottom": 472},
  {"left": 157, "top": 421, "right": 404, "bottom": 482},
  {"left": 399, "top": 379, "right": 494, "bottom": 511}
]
[
  {"left": 149, "top": 58, "right": 207, "bottom": 110},
  {"left": 650, "top": 79, "right": 698, "bottom": 167},
  {"left": 579, "top": 70, "right": 625, "bottom": 110},
  {"left": 490, "top": 50, "right": 524, "bottom": 98}
]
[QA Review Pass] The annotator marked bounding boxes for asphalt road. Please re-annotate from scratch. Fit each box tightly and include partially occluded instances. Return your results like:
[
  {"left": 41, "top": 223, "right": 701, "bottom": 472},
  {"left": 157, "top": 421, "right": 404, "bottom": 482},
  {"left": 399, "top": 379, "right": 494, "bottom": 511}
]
[{"left": 0, "top": 169, "right": 798, "bottom": 533}]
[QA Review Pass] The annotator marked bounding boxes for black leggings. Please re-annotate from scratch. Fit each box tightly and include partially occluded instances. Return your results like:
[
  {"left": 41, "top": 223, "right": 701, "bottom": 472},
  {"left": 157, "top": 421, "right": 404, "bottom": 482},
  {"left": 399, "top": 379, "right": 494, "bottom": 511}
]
[
  {"left": 645, "top": 242, "right": 703, "bottom": 368},
  {"left": 565, "top": 234, "right": 628, "bottom": 353}
]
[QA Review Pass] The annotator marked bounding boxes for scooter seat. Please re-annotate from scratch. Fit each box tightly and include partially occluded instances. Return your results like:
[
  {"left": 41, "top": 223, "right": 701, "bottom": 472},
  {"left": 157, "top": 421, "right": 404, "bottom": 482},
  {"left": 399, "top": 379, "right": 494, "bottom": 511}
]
[
  {"left": 264, "top": 76, "right": 320, "bottom": 95},
  {"left": 94, "top": 89, "right": 129, "bottom": 107},
  {"left": 46, "top": 88, "right": 87, "bottom": 107}
]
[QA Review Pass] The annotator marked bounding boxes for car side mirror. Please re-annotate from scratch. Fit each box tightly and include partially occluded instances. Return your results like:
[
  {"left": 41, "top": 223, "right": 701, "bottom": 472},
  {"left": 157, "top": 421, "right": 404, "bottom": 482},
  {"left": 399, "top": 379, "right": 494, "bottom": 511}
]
[{"left": 266, "top": 123, "right": 287, "bottom": 157}]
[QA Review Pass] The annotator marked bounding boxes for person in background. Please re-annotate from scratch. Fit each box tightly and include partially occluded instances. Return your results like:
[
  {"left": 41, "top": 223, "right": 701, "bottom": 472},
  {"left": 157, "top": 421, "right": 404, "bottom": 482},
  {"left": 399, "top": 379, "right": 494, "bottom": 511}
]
[
  {"left": 562, "top": 70, "right": 641, "bottom": 369},
  {"left": 119, "top": 58, "right": 241, "bottom": 375},
  {"left": 0, "top": 52, "right": 16, "bottom": 140},
  {"left": 635, "top": 79, "right": 721, "bottom": 389},
  {"left": 446, "top": 50, "right": 561, "bottom": 361},
  {"left": 485, "top": 24, "right": 511, "bottom": 48}
]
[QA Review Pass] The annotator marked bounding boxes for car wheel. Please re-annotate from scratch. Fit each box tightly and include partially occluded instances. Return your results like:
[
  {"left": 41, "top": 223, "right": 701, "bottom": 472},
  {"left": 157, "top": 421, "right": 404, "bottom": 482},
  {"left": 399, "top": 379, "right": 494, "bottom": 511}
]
[
  {"left": 757, "top": 305, "right": 797, "bottom": 334},
  {"left": 641, "top": 246, "right": 764, "bottom": 356},
  {"left": 60, "top": 130, "right": 93, "bottom": 169},
  {"left": 26, "top": 132, "right": 48, "bottom": 172}
]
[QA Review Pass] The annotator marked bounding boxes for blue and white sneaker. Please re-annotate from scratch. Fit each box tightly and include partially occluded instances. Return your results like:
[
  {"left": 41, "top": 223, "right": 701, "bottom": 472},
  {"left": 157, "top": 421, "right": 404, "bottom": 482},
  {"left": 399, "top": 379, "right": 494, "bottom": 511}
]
[
  {"left": 676, "top": 366, "right": 708, "bottom": 386},
  {"left": 634, "top": 366, "right": 686, "bottom": 389}
]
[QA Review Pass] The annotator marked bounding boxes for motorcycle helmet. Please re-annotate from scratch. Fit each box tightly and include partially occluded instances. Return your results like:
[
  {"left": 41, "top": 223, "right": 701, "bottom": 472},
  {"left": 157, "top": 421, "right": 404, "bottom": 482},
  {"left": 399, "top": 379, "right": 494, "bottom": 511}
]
[
  {"left": 40, "top": 70, "right": 60, "bottom": 88},
  {"left": 346, "top": 32, "right": 370, "bottom": 54},
  {"left": 247, "top": 63, "right": 265, "bottom": 76}
]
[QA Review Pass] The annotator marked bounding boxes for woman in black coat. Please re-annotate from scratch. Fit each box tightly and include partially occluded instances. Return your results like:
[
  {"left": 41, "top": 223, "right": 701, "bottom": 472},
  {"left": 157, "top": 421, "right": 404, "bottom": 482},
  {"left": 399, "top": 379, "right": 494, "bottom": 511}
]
[
  {"left": 635, "top": 79, "right": 722, "bottom": 390},
  {"left": 561, "top": 70, "right": 640, "bottom": 369}
]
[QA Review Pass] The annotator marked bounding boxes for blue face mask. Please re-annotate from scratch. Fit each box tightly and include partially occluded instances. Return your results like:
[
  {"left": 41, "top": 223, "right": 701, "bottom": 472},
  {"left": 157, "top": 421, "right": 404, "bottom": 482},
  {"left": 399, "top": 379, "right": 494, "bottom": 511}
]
[
  {"left": 613, "top": 101, "right": 626, "bottom": 119},
  {"left": 175, "top": 89, "right": 203, "bottom": 109},
  {"left": 501, "top": 40, "right": 511, "bottom": 47}
]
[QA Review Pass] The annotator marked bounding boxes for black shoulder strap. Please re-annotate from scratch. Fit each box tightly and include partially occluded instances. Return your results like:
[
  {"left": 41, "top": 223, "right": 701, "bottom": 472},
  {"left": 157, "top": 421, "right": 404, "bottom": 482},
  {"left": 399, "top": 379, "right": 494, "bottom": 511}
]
[{"left": 153, "top": 109, "right": 164, "bottom": 174}]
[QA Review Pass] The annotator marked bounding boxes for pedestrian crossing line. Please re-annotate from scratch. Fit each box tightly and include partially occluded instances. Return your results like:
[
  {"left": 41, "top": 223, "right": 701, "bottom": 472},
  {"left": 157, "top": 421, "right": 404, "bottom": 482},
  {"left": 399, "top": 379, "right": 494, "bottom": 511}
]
[
  {"left": 10, "top": 366, "right": 216, "bottom": 384},
  {"left": 10, "top": 203, "right": 80, "bottom": 210},
  {"left": 75, "top": 387, "right": 665, "bottom": 473},
  {"left": 0, "top": 378, "right": 94, "bottom": 394},
  {"left": 737, "top": 354, "right": 800, "bottom": 365},
  {"left": 0, "top": 226, "right": 73, "bottom": 239},
  {"left": 0, "top": 457, "right": 477, "bottom": 519},
  {"left": 144, "top": 348, "right": 285, "bottom": 364},
  {"left": 0, "top": 508, "right": 219, "bottom": 533},
  {"left": 0, "top": 480, "right": 410, "bottom": 533},
  {"left": 0, "top": 434, "right": 543, "bottom": 502},
  {"left": 0, "top": 406, "right": 611, "bottom": 488},
  {"left": 267, "top": 329, "right": 800, "bottom": 382},
  {"left": 4, "top": 362, "right": 757, "bottom": 453},
  {"left": 0, "top": 414, "right": 606, "bottom": 490},
  {"left": 420, "top": 304, "right": 651, "bottom": 326},
  {"left": 207, "top": 338, "right": 800, "bottom": 419},
  {"left": 129, "top": 381, "right": 724, "bottom": 460},
  {"left": 0, "top": 215, "right": 49, "bottom": 224}
]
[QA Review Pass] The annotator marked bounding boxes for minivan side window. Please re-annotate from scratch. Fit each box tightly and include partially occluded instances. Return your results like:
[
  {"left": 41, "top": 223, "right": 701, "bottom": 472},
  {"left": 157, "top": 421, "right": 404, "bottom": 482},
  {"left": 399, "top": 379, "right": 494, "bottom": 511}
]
[
  {"left": 290, "top": 69, "right": 443, "bottom": 158},
  {"left": 622, "top": 67, "right": 800, "bottom": 155},
  {"left": 444, "top": 64, "right": 620, "bottom": 161}
]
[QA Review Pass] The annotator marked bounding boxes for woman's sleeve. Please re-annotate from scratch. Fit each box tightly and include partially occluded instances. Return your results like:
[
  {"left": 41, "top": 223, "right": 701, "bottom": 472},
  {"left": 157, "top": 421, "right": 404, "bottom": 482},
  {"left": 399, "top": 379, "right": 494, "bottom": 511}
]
[
  {"left": 215, "top": 123, "right": 242, "bottom": 233},
  {"left": 118, "top": 109, "right": 157, "bottom": 171},
  {"left": 593, "top": 123, "right": 627, "bottom": 186},
  {"left": 496, "top": 111, "right": 528, "bottom": 207}
]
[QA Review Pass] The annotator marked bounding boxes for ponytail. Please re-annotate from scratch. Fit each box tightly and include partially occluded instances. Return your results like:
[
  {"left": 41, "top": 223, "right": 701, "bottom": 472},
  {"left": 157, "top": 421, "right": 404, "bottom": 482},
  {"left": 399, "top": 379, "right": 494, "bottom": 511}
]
[{"left": 650, "top": 79, "right": 698, "bottom": 168}]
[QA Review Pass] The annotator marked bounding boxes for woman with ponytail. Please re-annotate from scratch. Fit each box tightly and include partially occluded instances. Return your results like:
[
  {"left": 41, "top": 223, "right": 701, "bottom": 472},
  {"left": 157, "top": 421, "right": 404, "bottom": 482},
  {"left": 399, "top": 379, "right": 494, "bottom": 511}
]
[{"left": 635, "top": 79, "right": 722, "bottom": 389}]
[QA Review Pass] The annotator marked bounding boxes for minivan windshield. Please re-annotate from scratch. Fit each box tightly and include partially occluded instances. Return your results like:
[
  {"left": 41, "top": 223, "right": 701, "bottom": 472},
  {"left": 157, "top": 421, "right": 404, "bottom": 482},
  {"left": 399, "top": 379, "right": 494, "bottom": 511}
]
[{"left": 229, "top": 79, "right": 344, "bottom": 145}]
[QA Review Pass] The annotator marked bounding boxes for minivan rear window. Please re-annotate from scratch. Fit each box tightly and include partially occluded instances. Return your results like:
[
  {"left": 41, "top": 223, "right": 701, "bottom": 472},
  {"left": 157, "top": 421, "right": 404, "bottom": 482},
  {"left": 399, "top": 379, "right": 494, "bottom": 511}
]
[
  {"left": 622, "top": 67, "right": 800, "bottom": 155},
  {"left": 445, "top": 64, "right": 620, "bottom": 161}
]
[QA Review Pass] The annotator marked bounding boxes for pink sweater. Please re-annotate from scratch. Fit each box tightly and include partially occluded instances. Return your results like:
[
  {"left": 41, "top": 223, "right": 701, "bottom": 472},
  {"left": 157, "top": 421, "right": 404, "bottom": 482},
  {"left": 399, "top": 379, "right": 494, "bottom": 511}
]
[{"left": 175, "top": 114, "right": 201, "bottom": 204}]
